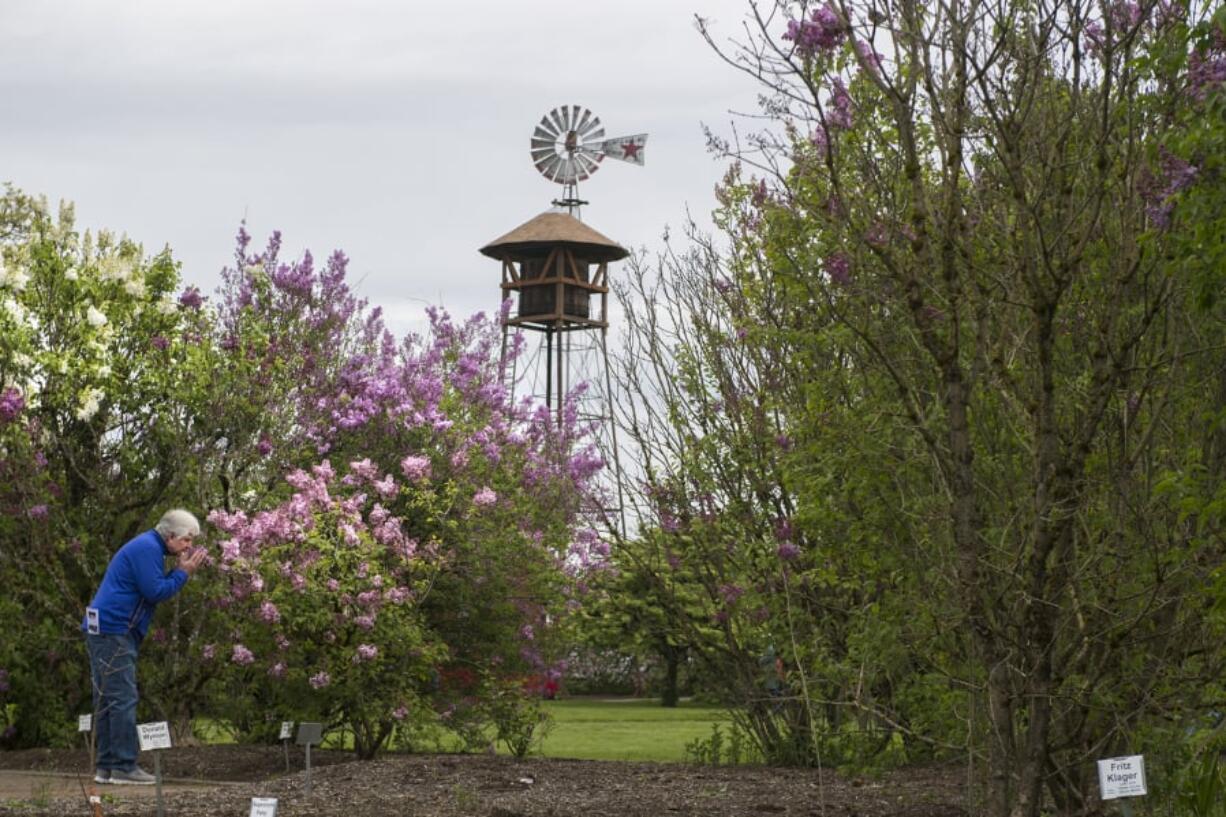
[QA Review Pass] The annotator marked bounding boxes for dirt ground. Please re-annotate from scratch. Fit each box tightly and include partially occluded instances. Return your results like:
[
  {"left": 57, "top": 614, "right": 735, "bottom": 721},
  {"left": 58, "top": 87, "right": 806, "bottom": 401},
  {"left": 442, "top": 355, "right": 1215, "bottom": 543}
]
[{"left": 0, "top": 745, "right": 970, "bottom": 816}]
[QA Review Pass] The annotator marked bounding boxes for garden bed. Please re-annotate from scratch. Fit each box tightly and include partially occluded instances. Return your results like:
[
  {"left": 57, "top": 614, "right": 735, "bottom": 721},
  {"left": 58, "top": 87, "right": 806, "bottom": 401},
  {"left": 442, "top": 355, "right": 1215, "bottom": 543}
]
[{"left": 0, "top": 745, "right": 968, "bottom": 816}]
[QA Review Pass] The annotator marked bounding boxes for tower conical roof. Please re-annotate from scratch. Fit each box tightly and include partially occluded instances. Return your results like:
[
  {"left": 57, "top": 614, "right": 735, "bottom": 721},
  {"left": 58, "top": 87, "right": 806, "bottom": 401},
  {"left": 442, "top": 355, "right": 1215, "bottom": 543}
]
[{"left": 479, "top": 211, "right": 628, "bottom": 263}]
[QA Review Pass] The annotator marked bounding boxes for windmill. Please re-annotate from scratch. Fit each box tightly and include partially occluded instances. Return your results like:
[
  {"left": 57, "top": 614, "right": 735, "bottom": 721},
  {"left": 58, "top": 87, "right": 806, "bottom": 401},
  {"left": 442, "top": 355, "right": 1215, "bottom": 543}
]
[
  {"left": 529, "top": 105, "right": 647, "bottom": 214},
  {"left": 480, "top": 106, "right": 647, "bottom": 535}
]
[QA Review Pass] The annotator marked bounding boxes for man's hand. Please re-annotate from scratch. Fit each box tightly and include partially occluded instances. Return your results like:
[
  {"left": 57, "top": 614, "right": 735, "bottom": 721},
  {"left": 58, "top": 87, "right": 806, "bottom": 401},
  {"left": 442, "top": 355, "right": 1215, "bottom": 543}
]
[{"left": 179, "top": 547, "right": 207, "bottom": 575}]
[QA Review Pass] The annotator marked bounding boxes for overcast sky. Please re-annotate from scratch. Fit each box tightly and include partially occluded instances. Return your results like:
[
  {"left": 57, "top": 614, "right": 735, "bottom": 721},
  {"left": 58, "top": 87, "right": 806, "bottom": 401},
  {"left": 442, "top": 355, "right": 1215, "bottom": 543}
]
[{"left": 2, "top": 0, "right": 766, "bottom": 337}]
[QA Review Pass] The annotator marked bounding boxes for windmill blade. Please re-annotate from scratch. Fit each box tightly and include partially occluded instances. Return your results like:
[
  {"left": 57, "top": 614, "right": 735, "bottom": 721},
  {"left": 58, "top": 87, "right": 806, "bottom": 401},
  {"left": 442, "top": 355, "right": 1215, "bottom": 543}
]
[
  {"left": 535, "top": 117, "right": 559, "bottom": 140},
  {"left": 535, "top": 153, "right": 564, "bottom": 182},
  {"left": 549, "top": 108, "right": 567, "bottom": 136},
  {"left": 599, "top": 134, "right": 647, "bottom": 165},
  {"left": 581, "top": 126, "right": 606, "bottom": 146},
  {"left": 575, "top": 153, "right": 602, "bottom": 180},
  {"left": 563, "top": 105, "right": 580, "bottom": 132},
  {"left": 574, "top": 107, "right": 594, "bottom": 135}
]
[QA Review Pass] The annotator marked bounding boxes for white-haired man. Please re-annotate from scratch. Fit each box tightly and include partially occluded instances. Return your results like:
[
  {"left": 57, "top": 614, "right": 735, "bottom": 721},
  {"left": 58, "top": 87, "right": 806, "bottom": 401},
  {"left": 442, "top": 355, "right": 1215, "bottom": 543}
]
[{"left": 82, "top": 508, "right": 206, "bottom": 785}]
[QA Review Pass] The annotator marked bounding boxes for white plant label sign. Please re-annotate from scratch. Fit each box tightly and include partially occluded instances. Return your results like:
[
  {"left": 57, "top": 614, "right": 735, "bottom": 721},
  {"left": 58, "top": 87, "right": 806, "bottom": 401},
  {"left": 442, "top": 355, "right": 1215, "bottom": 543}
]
[
  {"left": 137, "top": 721, "right": 172, "bottom": 751},
  {"left": 250, "top": 797, "right": 278, "bottom": 817},
  {"left": 78, "top": 714, "right": 92, "bottom": 732},
  {"left": 279, "top": 721, "right": 294, "bottom": 740},
  {"left": 1098, "top": 754, "right": 1147, "bottom": 800}
]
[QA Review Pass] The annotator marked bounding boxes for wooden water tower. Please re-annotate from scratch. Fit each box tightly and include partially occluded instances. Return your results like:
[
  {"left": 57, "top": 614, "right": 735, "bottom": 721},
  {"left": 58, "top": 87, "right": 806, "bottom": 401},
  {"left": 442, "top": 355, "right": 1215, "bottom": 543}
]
[
  {"left": 480, "top": 211, "right": 627, "bottom": 422},
  {"left": 481, "top": 105, "right": 647, "bottom": 535}
]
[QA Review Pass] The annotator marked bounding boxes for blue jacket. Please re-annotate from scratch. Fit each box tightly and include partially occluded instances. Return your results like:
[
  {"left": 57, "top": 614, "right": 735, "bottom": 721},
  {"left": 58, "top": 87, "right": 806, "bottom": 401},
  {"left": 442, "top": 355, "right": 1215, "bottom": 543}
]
[{"left": 82, "top": 529, "right": 189, "bottom": 641}]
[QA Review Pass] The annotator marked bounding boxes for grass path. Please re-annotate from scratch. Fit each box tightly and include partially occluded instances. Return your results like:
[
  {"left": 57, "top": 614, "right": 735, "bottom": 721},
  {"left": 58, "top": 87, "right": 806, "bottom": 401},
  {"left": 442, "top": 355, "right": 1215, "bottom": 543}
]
[{"left": 538, "top": 697, "right": 730, "bottom": 762}]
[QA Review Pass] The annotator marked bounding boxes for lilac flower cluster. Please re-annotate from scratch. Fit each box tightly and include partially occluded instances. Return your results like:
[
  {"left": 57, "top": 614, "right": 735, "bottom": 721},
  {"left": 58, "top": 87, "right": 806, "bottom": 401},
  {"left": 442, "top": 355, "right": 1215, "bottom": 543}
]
[
  {"left": 1139, "top": 148, "right": 1200, "bottom": 228},
  {"left": 827, "top": 78, "right": 854, "bottom": 130},
  {"left": 1188, "top": 31, "right": 1226, "bottom": 101},
  {"left": 0, "top": 388, "right": 24, "bottom": 424},
  {"left": 783, "top": 4, "right": 846, "bottom": 58},
  {"left": 825, "top": 252, "right": 852, "bottom": 286}
]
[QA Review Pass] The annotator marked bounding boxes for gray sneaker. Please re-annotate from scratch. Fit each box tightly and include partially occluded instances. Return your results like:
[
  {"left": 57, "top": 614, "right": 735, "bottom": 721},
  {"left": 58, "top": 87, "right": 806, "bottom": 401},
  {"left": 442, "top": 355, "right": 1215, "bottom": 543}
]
[
  {"left": 111, "top": 766, "right": 156, "bottom": 785},
  {"left": 93, "top": 769, "right": 111, "bottom": 784}
]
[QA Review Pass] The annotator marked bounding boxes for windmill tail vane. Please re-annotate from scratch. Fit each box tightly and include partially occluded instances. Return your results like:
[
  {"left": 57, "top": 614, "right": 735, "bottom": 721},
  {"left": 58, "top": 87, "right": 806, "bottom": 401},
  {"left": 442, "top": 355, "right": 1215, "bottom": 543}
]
[{"left": 587, "top": 134, "right": 647, "bottom": 166}]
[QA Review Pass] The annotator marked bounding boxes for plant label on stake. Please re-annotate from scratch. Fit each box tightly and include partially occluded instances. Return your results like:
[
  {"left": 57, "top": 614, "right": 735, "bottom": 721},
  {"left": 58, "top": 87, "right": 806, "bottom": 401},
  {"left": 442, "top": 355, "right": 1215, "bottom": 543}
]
[
  {"left": 279, "top": 721, "right": 294, "bottom": 772},
  {"left": 296, "top": 722, "right": 322, "bottom": 797},
  {"left": 137, "top": 721, "right": 171, "bottom": 817},
  {"left": 250, "top": 797, "right": 278, "bottom": 817},
  {"left": 78, "top": 714, "right": 92, "bottom": 732},
  {"left": 137, "top": 721, "right": 172, "bottom": 751},
  {"left": 1098, "top": 754, "right": 1146, "bottom": 816}
]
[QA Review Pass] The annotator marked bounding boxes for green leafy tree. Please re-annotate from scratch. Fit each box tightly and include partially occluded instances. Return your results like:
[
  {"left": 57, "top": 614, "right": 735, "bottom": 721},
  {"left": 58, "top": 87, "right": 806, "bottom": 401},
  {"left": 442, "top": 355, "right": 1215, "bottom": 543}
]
[
  {"left": 685, "top": 0, "right": 1226, "bottom": 813},
  {"left": 0, "top": 187, "right": 200, "bottom": 746}
]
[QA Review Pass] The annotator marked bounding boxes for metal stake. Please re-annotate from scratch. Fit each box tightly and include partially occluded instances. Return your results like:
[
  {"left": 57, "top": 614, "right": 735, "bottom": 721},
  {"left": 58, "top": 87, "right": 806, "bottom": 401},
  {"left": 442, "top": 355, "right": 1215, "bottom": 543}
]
[
  {"left": 304, "top": 742, "right": 312, "bottom": 797},
  {"left": 153, "top": 750, "right": 164, "bottom": 817}
]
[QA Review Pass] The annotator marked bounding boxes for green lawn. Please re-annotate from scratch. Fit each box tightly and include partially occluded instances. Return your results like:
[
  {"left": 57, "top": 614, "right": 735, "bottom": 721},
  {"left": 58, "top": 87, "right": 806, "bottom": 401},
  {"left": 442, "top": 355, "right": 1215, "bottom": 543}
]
[
  {"left": 194, "top": 697, "right": 731, "bottom": 763},
  {"left": 537, "top": 697, "right": 730, "bottom": 762}
]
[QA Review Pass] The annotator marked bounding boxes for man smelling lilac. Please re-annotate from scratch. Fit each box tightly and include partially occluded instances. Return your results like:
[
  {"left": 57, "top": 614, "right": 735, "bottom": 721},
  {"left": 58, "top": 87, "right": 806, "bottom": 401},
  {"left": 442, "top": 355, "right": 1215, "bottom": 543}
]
[{"left": 82, "top": 509, "right": 206, "bottom": 785}]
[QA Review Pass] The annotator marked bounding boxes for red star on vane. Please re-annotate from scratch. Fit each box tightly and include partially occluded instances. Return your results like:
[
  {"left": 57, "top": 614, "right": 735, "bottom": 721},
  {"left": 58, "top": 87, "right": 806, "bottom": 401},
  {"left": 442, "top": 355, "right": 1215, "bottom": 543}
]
[{"left": 621, "top": 140, "right": 641, "bottom": 160}]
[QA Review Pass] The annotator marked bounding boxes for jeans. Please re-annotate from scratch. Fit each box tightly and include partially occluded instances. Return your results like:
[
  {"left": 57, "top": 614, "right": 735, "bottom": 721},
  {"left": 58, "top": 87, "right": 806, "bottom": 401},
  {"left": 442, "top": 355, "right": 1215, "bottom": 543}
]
[{"left": 85, "top": 632, "right": 140, "bottom": 772}]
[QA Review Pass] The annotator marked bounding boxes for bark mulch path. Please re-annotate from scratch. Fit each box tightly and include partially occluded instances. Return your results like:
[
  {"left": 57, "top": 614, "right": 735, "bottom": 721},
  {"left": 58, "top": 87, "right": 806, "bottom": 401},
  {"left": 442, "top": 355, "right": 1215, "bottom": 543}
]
[{"left": 0, "top": 745, "right": 970, "bottom": 816}]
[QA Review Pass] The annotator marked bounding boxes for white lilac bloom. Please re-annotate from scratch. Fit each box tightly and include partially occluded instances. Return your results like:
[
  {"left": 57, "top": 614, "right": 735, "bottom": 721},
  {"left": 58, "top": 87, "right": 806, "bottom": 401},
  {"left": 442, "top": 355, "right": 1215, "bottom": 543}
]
[
  {"left": 1, "top": 297, "right": 31, "bottom": 328},
  {"left": 64, "top": 267, "right": 79, "bottom": 281},
  {"left": 155, "top": 294, "right": 177, "bottom": 315},
  {"left": 124, "top": 276, "right": 146, "bottom": 298},
  {"left": 86, "top": 305, "right": 108, "bottom": 327},
  {"left": 1, "top": 260, "right": 30, "bottom": 292},
  {"left": 76, "top": 387, "right": 103, "bottom": 421}
]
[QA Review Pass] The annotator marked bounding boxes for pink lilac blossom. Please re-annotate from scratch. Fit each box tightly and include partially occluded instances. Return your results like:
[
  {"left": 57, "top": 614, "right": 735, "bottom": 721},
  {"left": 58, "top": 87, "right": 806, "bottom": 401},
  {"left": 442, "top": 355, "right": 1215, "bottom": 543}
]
[
  {"left": 854, "top": 39, "right": 884, "bottom": 75},
  {"left": 392, "top": 705, "right": 409, "bottom": 720},
  {"left": 810, "top": 125, "right": 829, "bottom": 156},
  {"left": 825, "top": 252, "right": 852, "bottom": 286},
  {"left": 372, "top": 474, "right": 397, "bottom": 498},
  {"left": 202, "top": 644, "right": 216, "bottom": 660},
  {"left": 344, "top": 458, "right": 379, "bottom": 484},
  {"left": 178, "top": 286, "right": 205, "bottom": 309},
  {"left": 269, "top": 662, "right": 287, "bottom": 679},
  {"left": 473, "top": 487, "right": 498, "bottom": 507},
  {"left": 231, "top": 644, "right": 255, "bottom": 665},
  {"left": 778, "top": 541, "right": 802, "bottom": 561},
  {"left": 1108, "top": 1, "right": 1143, "bottom": 30},
  {"left": 828, "top": 78, "right": 854, "bottom": 129},
  {"left": 719, "top": 583, "right": 745, "bottom": 605},
  {"left": 354, "top": 644, "right": 378, "bottom": 662},
  {"left": 259, "top": 601, "right": 281, "bottom": 624},
  {"left": 1084, "top": 20, "right": 1106, "bottom": 55},
  {"left": 385, "top": 586, "right": 412, "bottom": 604},
  {"left": 783, "top": 3, "right": 845, "bottom": 57},
  {"left": 1139, "top": 148, "right": 1200, "bottom": 228},
  {"left": 399, "top": 455, "right": 431, "bottom": 482},
  {"left": 309, "top": 671, "right": 331, "bottom": 689},
  {"left": 1188, "top": 46, "right": 1226, "bottom": 102},
  {"left": 0, "top": 388, "right": 25, "bottom": 423}
]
